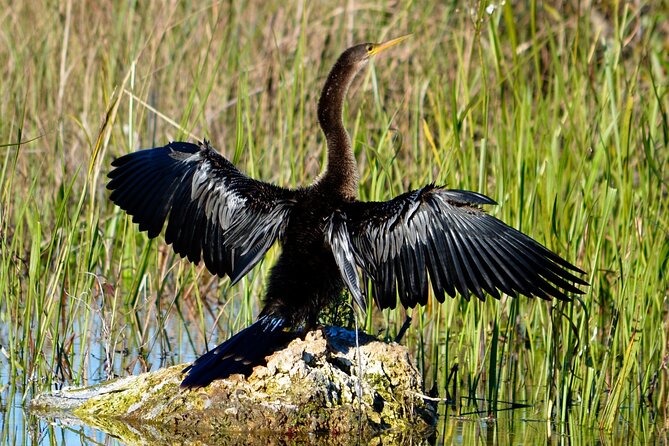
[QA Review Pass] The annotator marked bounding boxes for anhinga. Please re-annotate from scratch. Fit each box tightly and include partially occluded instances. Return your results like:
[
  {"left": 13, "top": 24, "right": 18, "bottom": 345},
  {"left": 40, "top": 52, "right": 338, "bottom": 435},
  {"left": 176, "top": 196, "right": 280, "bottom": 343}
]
[{"left": 107, "top": 36, "right": 588, "bottom": 388}]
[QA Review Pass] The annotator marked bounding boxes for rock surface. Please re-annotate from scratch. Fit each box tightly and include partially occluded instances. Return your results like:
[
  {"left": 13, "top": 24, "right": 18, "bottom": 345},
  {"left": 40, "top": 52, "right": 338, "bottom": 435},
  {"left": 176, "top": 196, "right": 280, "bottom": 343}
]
[{"left": 31, "top": 327, "right": 436, "bottom": 443}]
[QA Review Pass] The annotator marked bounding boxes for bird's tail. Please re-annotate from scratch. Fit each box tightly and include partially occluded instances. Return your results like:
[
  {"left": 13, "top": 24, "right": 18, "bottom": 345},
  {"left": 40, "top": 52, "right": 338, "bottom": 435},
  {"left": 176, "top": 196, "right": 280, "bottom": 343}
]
[{"left": 181, "top": 317, "right": 295, "bottom": 388}]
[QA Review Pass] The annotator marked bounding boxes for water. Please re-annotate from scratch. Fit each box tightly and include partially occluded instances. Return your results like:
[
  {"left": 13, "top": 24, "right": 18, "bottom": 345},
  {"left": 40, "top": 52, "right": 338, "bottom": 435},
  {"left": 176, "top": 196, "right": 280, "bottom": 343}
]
[
  {"left": 4, "top": 398, "right": 649, "bottom": 445},
  {"left": 2, "top": 381, "right": 660, "bottom": 445},
  {"left": 1, "top": 301, "right": 663, "bottom": 445},
  {"left": 0, "top": 295, "right": 206, "bottom": 445}
]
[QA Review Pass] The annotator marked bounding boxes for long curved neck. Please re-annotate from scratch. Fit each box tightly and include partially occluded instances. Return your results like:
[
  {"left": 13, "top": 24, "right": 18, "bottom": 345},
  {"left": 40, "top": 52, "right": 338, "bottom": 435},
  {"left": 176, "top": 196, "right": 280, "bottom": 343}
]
[{"left": 316, "top": 57, "right": 363, "bottom": 200}]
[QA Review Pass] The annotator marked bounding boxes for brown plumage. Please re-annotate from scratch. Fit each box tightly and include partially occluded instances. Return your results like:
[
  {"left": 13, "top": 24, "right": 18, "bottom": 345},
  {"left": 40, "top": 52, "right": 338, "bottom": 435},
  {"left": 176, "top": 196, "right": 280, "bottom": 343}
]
[{"left": 107, "top": 36, "right": 588, "bottom": 388}]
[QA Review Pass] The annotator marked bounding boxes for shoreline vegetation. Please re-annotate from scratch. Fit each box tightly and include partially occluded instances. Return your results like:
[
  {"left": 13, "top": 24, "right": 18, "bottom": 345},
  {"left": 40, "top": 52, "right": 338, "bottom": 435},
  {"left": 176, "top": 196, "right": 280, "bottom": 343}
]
[{"left": 1, "top": 1, "right": 667, "bottom": 443}]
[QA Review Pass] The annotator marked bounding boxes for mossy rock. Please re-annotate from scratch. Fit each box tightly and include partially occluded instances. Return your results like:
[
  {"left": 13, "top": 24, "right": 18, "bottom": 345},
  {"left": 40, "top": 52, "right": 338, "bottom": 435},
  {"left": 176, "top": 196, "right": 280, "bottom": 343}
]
[{"left": 31, "top": 327, "right": 436, "bottom": 443}]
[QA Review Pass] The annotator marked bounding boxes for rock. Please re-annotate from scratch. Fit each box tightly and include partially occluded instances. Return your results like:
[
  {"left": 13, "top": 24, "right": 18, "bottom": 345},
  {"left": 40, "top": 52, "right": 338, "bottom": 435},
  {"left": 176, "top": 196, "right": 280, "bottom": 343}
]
[{"left": 31, "top": 327, "right": 436, "bottom": 443}]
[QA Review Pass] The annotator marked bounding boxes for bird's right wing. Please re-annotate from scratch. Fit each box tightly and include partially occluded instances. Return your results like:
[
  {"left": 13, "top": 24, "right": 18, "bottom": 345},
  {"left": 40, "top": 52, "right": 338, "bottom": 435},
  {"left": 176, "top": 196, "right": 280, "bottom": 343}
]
[
  {"left": 107, "top": 140, "right": 296, "bottom": 284},
  {"left": 327, "top": 185, "right": 588, "bottom": 310}
]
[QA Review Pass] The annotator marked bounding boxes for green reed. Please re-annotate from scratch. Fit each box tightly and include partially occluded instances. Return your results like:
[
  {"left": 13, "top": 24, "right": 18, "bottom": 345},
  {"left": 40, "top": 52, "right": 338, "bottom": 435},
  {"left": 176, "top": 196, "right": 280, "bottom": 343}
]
[{"left": 0, "top": 1, "right": 667, "bottom": 441}]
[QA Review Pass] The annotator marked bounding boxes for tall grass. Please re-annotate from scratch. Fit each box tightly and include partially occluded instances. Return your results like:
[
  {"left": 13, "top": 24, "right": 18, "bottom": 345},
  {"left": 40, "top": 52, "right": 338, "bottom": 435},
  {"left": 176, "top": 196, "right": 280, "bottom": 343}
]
[{"left": 1, "top": 0, "right": 667, "bottom": 441}]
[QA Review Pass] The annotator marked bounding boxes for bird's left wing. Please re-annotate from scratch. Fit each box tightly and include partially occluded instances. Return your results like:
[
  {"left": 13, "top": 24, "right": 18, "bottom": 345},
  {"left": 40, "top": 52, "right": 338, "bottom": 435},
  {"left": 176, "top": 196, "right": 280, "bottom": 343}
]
[
  {"left": 107, "top": 140, "right": 296, "bottom": 284},
  {"left": 326, "top": 184, "right": 587, "bottom": 311}
]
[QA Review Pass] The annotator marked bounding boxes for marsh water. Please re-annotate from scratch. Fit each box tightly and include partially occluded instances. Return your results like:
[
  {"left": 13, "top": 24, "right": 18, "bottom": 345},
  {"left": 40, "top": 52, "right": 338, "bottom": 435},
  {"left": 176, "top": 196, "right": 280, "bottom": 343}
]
[
  {"left": 1, "top": 310, "right": 657, "bottom": 446},
  {"left": 0, "top": 405, "right": 615, "bottom": 446},
  {"left": 2, "top": 388, "right": 648, "bottom": 445},
  {"left": 0, "top": 283, "right": 660, "bottom": 445}
]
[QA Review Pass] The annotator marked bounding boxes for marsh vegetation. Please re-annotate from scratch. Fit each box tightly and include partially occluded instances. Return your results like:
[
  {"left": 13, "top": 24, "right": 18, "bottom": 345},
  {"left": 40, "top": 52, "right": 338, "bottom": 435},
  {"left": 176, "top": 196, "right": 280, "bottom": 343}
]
[{"left": 1, "top": 0, "right": 667, "bottom": 444}]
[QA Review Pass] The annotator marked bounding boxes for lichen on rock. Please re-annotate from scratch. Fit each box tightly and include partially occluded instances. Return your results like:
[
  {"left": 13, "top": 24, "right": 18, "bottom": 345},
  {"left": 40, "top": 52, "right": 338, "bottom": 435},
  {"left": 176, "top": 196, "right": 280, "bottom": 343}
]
[{"left": 31, "top": 327, "right": 436, "bottom": 443}]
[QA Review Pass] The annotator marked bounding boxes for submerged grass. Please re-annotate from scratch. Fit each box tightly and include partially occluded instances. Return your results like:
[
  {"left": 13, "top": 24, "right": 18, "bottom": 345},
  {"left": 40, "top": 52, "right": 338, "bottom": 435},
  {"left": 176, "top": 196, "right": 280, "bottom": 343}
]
[{"left": 1, "top": 0, "right": 668, "bottom": 442}]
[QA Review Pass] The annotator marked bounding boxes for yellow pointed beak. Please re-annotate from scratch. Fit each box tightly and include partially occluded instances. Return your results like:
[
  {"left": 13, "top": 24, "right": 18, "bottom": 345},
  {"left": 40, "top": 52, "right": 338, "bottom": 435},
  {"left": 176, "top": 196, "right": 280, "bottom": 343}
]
[{"left": 369, "top": 34, "right": 411, "bottom": 56}]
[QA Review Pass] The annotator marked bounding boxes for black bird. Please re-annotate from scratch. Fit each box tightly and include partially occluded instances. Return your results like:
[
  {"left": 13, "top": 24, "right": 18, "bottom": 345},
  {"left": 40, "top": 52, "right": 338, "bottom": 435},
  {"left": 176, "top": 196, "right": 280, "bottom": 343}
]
[{"left": 107, "top": 36, "right": 588, "bottom": 388}]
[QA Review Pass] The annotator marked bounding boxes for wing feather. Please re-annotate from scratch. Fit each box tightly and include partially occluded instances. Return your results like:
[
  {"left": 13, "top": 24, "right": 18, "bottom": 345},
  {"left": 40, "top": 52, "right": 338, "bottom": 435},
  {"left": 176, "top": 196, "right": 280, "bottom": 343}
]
[
  {"left": 108, "top": 140, "right": 295, "bottom": 283},
  {"left": 327, "top": 184, "right": 587, "bottom": 310}
]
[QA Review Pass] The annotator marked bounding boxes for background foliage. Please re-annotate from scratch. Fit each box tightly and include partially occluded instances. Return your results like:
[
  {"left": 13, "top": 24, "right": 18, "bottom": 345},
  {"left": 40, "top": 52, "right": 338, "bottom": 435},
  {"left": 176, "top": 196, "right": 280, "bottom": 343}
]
[{"left": 1, "top": 0, "right": 667, "bottom": 441}]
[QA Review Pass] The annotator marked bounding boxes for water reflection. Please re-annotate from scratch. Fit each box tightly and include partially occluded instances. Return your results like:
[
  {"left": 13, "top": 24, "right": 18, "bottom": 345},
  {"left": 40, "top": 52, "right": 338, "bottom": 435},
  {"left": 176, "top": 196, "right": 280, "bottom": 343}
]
[
  {"left": 7, "top": 399, "right": 661, "bottom": 446},
  {"left": 0, "top": 295, "right": 204, "bottom": 446},
  {"left": 1, "top": 301, "right": 662, "bottom": 445}
]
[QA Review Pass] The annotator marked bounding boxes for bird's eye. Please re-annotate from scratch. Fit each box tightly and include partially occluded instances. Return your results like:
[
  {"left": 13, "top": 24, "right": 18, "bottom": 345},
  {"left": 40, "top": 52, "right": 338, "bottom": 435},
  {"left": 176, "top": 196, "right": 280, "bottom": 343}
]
[{"left": 366, "top": 44, "right": 374, "bottom": 52}]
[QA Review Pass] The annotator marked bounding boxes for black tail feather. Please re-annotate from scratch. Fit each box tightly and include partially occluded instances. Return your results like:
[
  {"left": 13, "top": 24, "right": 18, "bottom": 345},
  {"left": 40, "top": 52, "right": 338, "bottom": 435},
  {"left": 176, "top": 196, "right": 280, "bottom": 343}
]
[{"left": 181, "top": 318, "right": 296, "bottom": 388}]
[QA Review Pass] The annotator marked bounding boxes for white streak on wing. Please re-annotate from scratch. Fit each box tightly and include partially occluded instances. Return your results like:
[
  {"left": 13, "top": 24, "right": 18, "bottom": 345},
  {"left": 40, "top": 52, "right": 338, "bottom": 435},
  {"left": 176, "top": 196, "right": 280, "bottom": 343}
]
[
  {"left": 191, "top": 165, "right": 210, "bottom": 202},
  {"left": 225, "top": 192, "right": 246, "bottom": 211},
  {"left": 184, "top": 151, "right": 202, "bottom": 163},
  {"left": 218, "top": 185, "right": 247, "bottom": 228},
  {"left": 259, "top": 315, "right": 284, "bottom": 332},
  {"left": 327, "top": 214, "right": 365, "bottom": 312}
]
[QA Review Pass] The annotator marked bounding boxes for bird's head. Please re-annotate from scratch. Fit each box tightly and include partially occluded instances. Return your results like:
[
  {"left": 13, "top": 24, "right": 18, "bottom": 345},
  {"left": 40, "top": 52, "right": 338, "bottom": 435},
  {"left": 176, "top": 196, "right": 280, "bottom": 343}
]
[
  {"left": 318, "top": 34, "right": 411, "bottom": 132},
  {"left": 337, "top": 34, "right": 411, "bottom": 69}
]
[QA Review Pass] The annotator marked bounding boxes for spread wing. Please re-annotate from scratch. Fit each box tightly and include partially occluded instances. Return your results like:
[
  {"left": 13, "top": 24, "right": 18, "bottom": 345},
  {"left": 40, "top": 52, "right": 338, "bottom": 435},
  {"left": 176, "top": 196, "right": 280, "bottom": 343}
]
[
  {"left": 327, "top": 184, "right": 588, "bottom": 310},
  {"left": 107, "top": 140, "right": 296, "bottom": 284}
]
